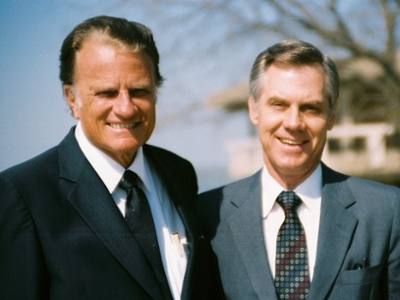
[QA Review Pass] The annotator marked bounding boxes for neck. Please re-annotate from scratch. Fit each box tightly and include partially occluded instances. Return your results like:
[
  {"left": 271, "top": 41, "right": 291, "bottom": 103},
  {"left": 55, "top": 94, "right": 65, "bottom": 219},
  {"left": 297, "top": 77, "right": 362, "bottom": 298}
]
[{"left": 265, "top": 164, "right": 319, "bottom": 191}]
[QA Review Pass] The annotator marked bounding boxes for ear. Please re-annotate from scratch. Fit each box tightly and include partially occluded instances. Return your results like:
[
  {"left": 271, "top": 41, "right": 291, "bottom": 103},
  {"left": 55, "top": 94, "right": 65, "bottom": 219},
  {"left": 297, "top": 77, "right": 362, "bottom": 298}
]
[
  {"left": 248, "top": 96, "right": 259, "bottom": 126},
  {"left": 327, "top": 102, "right": 338, "bottom": 131},
  {"left": 63, "top": 85, "right": 80, "bottom": 119}
]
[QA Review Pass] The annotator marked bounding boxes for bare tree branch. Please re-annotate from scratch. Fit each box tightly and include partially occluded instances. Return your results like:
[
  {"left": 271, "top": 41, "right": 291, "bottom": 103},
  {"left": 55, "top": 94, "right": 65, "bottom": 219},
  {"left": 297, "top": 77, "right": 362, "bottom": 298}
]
[
  {"left": 257, "top": 0, "right": 400, "bottom": 85},
  {"left": 381, "top": 0, "right": 397, "bottom": 60},
  {"left": 107, "top": 0, "right": 400, "bottom": 124}
]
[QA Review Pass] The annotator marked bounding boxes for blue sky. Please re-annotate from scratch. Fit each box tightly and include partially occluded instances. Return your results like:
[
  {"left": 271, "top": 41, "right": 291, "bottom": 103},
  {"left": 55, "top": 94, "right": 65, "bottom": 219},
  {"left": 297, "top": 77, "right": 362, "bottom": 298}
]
[{"left": 0, "top": 1, "right": 258, "bottom": 191}]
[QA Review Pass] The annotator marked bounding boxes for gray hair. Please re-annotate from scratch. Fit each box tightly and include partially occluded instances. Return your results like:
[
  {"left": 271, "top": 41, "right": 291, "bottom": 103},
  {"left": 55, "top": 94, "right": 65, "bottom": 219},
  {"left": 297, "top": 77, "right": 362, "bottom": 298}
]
[{"left": 249, "top": 40, "right": 339, "bottom": 112}]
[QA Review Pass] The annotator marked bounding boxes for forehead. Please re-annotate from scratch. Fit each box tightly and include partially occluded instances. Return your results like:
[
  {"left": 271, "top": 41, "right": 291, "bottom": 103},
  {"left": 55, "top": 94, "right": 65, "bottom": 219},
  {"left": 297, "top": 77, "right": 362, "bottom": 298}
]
[
  {"left": 78, "top": 31, "right": 143, "bottom": 53},
  {"left": 73, "top": 37, "right": 154, "bottom": 81},
  {"left": 263, "top": 62, "right": 325, "bottom": 80},
  {"left": 75, "top": 35, "right": 141, "bottom": 62},
  {"left": 260, "top": 63, "right": 326, "bottom": 100}
]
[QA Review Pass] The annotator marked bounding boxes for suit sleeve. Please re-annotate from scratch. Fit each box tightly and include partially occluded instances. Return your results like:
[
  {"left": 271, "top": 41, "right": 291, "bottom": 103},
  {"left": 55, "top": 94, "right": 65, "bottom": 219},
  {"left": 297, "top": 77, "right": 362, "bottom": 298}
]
[
  {"left": 196, "top": 190, "right": 227, "bottom": 300},
  {"left": 0, "top": 174, "right": 50, "bottom": 299},
  {"left": 387, "top": 191, "right": 400, "bottom": 298}
]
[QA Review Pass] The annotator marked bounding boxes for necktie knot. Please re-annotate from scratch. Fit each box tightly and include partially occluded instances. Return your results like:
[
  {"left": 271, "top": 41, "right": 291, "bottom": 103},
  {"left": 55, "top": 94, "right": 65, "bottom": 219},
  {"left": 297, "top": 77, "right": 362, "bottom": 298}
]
[
  {"left": 276, "top": 190, "right": 301, "bottom": 214},
  {"left": 120, "top": 170, "right": 139, "bottom": 190}
]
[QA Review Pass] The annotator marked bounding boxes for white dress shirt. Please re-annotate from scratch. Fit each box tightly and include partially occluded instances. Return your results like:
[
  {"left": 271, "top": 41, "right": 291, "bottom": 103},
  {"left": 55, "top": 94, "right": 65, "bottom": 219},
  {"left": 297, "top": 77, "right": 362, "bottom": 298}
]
[
  {"left": 261, "top": 164, "right": 322, "bottom": 281},
  {"left": 75, "top": 122, "right": 188, "bottom": 300}
]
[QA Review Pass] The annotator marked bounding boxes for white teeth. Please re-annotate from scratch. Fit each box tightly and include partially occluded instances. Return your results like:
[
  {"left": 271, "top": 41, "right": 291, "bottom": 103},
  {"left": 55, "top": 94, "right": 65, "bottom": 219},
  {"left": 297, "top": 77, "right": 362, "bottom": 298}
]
[
  {"left": 109, "top": 123, "right": 136, "bottom": 129},
  {"left": 281, "top": 139, "right": 303, "bottom": 145}
]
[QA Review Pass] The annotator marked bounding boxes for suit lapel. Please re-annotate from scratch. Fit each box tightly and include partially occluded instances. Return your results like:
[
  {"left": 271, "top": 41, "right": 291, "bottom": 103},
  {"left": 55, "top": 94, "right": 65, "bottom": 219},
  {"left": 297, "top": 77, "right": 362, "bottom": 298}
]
[
  {"left": 227, "top": 172, "right": 278, "bottom": 300},
  {"left": 143, "top": 145, "right": 198, "bottom": 299},
  {"left": 308, "top": 165, "right": 358, "bottom": 299},
  {"left": 57, "top": 129, "right": 165, "bottom": 300},
  {"left": 142, "top": 145, "right": 196, "bottom": 241}
]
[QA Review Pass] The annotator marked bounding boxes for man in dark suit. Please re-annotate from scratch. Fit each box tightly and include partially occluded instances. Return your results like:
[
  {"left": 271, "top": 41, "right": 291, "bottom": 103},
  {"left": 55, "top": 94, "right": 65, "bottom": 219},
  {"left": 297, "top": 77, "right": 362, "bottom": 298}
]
[
  {"left": 197, "top": 40, "right": 400, "bottom": 299},
  {"left": 0, "top": 16, "right": 212, "bottom": 300}
]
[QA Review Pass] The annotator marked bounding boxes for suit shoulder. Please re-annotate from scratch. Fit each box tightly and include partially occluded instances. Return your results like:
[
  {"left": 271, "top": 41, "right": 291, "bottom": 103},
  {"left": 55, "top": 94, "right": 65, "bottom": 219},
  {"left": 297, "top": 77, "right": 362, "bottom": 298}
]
[
  {"left": 144, "top": 144, "right": 191, "bottom": 164},
  {"left": 1, "top": 146, "right": 59, "bottom": 180},
  {"left": 143, "top": 144, "right": 196, "bottom": 178},
  {"left": 346, "top": 174, "right": 400, "bottom": 193},
  {"left": 346, "top": 176, "right": 400, "bottom": 200},
  {"left": 323, "top": 164, "right": 400, "bottom": 202},
  {"left": 201, "top": 171, "right": 261, "bottom": 196},
  {"left": 0, "top": 147, "right": 60, "bottom": 201},
  {"left": 199, "top": 171, "right": 261, "bottom": 201},
  {"left": 143, "top": 144, "right": 197, "bottom": 187}
]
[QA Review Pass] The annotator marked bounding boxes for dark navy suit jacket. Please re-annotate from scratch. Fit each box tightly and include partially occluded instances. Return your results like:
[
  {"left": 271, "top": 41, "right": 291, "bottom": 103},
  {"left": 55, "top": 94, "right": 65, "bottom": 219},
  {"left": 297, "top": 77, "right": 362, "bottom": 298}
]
[{"left": 0, "top": 127, "right": 214, "bottom": 300}]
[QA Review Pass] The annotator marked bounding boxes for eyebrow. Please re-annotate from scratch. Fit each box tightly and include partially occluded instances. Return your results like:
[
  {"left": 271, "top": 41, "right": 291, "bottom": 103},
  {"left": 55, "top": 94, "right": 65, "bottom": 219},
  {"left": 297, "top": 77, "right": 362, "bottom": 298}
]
[
  {"left": 90, "top": 82, "right": 153, "bottom": 92},
  {"left": 267, "top": 96, "right": 324, "bottom": 104},
  {"left": 128, "top": 83, "right": 153, "bottom": 90},
  {"left": 266, "top": 96, "right": 289, "bottom": 104},
  {"left": 267, "top": 96, "right": 285, "bottom": 101}
]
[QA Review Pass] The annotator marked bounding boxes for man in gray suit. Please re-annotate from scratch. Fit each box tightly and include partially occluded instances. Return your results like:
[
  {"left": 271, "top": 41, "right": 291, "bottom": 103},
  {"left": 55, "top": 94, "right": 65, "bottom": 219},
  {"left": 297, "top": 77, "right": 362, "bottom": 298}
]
[{"left": 197, "top": 40, "right": 400, "bottom": 299}]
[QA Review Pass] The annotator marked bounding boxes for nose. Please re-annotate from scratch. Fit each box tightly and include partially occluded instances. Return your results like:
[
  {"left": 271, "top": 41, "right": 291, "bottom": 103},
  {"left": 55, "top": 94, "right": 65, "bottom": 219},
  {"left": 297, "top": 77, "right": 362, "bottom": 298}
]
[
  {"left": 283, "top": 107, "right": 304, "bottom": 131},
  {"left": 113, "top": 91, "right": 137, "bottom": 118}
]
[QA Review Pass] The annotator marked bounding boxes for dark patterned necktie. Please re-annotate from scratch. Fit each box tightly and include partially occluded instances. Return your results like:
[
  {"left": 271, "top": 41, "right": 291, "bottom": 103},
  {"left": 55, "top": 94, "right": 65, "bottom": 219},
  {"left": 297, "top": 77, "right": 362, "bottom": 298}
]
[
  {"left": 120, "top": 170, "right": 173, "bottom": 300},
  {"left": 275, "top": 191, "right": 310, "bottom": 299}
]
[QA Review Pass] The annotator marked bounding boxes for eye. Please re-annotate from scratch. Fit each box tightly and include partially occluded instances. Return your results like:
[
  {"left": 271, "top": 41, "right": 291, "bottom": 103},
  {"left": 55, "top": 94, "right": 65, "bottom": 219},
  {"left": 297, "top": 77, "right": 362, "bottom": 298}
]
[
  {"left": 129, "top": 88, "right": 151, "bottom": 98},
  {"left": 301, "top": 101, "right": 322, "bottom": 112},
  {"left": 96, "top": 90, "right": 118, "bottom": 99},
  {"left": 269, "top": 100, "right": 287, "bottom": 110}
]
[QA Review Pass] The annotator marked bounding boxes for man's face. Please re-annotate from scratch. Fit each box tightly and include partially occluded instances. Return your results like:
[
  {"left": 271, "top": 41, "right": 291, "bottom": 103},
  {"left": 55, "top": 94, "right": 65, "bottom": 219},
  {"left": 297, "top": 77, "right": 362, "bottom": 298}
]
[
  {"left": 64, "top": 37, "right": 157, "bottom": 168},
  {"left": 248, "top": 63, "right": 336, "bottom": 189}
]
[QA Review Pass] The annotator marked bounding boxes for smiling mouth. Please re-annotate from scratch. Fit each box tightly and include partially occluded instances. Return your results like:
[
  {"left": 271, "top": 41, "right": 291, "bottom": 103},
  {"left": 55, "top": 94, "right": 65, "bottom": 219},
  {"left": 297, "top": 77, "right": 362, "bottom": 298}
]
[
  {"left": 280, "top": 138, "right": 306, "bottom": 146},
  {"left": 108, "top": 123, "right": 138, "bottom": 129}
]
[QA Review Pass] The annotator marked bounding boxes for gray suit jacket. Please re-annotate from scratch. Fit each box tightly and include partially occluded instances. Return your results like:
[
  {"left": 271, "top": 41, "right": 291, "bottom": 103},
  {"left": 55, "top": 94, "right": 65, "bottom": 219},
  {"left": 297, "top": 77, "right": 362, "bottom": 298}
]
[{"left": 197, "top": 164, "right": 400, "bottom": 299}]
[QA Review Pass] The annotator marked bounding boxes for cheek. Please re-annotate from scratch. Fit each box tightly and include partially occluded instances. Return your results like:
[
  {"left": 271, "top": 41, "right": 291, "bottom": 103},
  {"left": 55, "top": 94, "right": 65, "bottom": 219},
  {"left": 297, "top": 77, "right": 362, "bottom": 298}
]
[
  {"left": 81, "top": 100, "right": 110, "bottom": 120},
  {"left": 311, "top": 122, "right": 330, "bottom": 144},
  {"left": 73, "top": 101, "right": 89, "bottom": 120},
  {"left": 142, "top": 101, "right": 156, "bottom": 120},
  {"left": 258, "top": 112, "right": 281, "bottom": 131}
]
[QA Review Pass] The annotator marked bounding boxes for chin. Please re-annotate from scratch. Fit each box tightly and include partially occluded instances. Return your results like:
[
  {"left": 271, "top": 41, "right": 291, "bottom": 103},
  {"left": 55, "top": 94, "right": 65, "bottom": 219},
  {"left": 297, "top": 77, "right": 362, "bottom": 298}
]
[
  {"left": 277, "top": 161, "right": 309, "bottom": 174},
  {"left": 105, "top": 142, "right": 139, "bottom": 154}
]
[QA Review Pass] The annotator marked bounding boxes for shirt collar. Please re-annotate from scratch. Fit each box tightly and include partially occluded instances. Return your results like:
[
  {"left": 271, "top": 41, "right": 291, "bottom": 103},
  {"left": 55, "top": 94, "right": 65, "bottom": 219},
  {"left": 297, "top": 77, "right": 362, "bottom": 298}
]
[
  {"left": 74, "top": 122, "right": 149, "bottom": 193},
  {"left": 261, "top": 164, "right": 322, "bottom": 218},
  {"left": 126, "top": 146, "right": 151, "bottom": 192}
]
